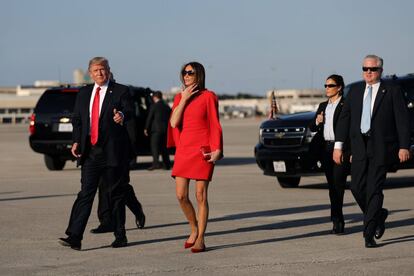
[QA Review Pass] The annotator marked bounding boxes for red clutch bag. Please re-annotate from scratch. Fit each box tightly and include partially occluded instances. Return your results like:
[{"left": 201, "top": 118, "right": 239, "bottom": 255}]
[{"left": 200, "top": 146, "right": 211, "bottom": 160}]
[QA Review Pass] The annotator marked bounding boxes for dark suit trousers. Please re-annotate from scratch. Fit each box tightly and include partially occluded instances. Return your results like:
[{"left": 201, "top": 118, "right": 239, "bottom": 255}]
[
  {"left": 98, "top": 181, "right": 144, "bottom": 225},
  {"left": 322, "top": 142, "right": 348, "bottom": 223},
  {"left": 350, "top": 136, "right": 387, "bottom": 238},
  {"left": 65, "top": 146, "right": 128, "bottom": 240},
  {"left": 151, "top": 131, "right": 171, "bottom": 167}
]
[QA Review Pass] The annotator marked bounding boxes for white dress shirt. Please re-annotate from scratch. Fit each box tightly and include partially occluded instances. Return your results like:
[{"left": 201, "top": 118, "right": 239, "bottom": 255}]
[
  {"left": 323, "top": 96, "right": 341, "bottom": 141},
  {"left": 334, "top": 81, "right": 380, "bottom": 150},
  {"left": 89, "top": 81, "right": 109, "bottom": 123}
]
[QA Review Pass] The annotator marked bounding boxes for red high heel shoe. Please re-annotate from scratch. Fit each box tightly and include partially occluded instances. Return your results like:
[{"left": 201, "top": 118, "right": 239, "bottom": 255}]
[
  {"left": 191, "top": 245, "right": 206, "bottom": 253},
  {"left": 184, "top": 241, "right": 195, "bottom": 249}
]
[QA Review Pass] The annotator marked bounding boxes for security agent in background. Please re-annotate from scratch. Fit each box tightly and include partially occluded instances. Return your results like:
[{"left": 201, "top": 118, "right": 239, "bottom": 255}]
[
  {"left": 334, "top": 54, "right": 411, "bottom": 248},
  {"left": 90, "top": 72, "right": 146, "bottom": 234},
  {"left": 144, "top": 91, "right": 172, "bottom": 170},
  {"left": 309, "top": 74, "right": 349, "bottom": 235},
  {"left": 92, "top": 174, "right": 146, "bottom": 233}
]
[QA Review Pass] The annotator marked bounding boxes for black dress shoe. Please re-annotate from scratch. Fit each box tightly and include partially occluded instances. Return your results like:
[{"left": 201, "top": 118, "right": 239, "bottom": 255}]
[
  {"left": 136, "top": 213, "right": 146, "bottom": 229},
  {"left": 375, "top": 208, "right": 388, "bottom": 239},
  {"left": 365, "top": 237, "right": 379, "bottom": 248},
  {"left": 90, "top": 224, "right": 114, "bottom": 234},
  {"left": 111, "top": 237, "right": 128, "bottom": 248},
  {"left": 331, "top": 221, "right": 345, "bottom": 235},
  {"left": 59, "top": 237, "right": 81, "bottom": 250}
]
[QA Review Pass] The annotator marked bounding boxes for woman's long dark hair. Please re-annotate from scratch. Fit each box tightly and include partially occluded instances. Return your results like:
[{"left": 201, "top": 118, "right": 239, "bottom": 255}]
[{"left": 180, "top": 61, "right": 206, "bottom": 91}]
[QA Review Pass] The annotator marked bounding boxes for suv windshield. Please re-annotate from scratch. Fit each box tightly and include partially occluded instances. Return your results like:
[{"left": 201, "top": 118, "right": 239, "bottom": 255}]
[{"left": 36, "top": 91, "right": 77, "bottom": 113}]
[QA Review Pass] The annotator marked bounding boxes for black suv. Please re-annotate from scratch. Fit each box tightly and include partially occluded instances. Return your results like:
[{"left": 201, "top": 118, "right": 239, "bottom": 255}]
[
  {"left": 255, "top": 73, "right": 414, "bottom": 188},
  {"left": 29, "top": 85, "right": 157, "bottom": 170}
]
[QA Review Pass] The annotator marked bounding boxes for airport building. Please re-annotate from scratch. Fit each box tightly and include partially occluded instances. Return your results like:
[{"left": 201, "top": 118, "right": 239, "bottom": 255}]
[
  {"left": 267, "top": 89, "right": 325, "bottom": 114},
  {"left": 212, "top": 89, "right": 325, "bottom": 119},
  {"left": 0, "top": 69, "right": 90, "bottom": 124}
]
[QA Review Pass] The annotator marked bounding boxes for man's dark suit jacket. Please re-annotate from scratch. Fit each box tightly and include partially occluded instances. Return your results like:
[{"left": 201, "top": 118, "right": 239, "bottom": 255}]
[
  {"left": 72, "top": 81, "right": 134, "bottom": 167},
  {"left": 335, "top": 80, "right": 410, "bottom": 166},
  {"left": 145, "top": 100, "right": 171, "bottom": 134}
]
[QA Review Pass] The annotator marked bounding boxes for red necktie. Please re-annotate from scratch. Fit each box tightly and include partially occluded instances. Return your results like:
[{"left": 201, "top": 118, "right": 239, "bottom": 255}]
[{"left": 90, "top": 87, "right": 101, "bottom": 145}]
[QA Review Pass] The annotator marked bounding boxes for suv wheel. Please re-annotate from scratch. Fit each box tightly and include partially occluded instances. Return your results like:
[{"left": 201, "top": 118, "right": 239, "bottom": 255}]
[
  {"left": 44, "top": 155, "right": 66, "bottom": 170},
  {"left": 277, "top": 177, "right": 300, "bottom": 188}
]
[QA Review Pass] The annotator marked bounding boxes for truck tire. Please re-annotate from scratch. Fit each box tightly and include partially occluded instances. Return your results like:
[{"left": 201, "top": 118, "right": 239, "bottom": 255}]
[
  {"left": 44, "top": 155, "right": 65, "bottom": 171},
  {"left": 277, "top": 177, "right": 300, "bottom": 188}
]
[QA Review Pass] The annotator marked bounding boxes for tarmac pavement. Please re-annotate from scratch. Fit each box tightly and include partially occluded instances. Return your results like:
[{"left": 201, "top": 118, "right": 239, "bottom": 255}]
[{"left": 0, "top": 119, "right": 414, "bottom": 275}]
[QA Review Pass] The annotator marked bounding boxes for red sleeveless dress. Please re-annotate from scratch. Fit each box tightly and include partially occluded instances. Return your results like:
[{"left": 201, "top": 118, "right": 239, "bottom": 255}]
[{"left": 167, "top": 90, "right": 223, "bottom": 181}]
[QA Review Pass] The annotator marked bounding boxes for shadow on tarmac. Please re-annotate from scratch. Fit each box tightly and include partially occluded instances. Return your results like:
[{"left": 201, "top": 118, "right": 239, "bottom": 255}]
[
  {"left": 129, "top": 157, "right": 256, "bottom": 171},
  {"left": 300, "top": 176, "right": 414, "bottom": 190},
  {"left": 215, "top": 157, "right": 256, "bottom": 166},
  {"left": 0, "top": 191, "right": 21, "bottom": 195},
  {"left": 133, "top": 203, "right": 358, "bottom": 231},
  {"left": 80, "top": 204, "right": 413, "bottom": 251},
  {"left": 382, "top": 233, "right": 414, "bottom": 246},
  {"left": 206, "top": 214, "right": 414, "bottom": 251},
  {"left": 0, "top": 193, "right": 76, "bottom": 202},
  {"left": 382, "top": 176, "right": 414, "bottom": 189}
]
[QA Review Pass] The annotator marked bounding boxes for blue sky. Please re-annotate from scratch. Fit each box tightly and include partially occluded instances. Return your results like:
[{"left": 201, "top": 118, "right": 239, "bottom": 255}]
[{"left": 1, "top": 0, "right": 413, "bottom": 95}]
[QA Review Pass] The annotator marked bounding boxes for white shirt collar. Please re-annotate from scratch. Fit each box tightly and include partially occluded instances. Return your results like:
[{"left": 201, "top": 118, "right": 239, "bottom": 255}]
[
  {"left": 328, "top": 95, "right": 342, "bottom": 104},
  {"left": 93, "top": 80, "right": 109, "bottom": 91},
  {"left": 366, "top": 81, "right": 380, "bottom": 90}
]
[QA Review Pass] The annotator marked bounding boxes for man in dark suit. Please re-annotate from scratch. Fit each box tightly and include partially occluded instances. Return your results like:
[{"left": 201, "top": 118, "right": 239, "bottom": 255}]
[
  {"left": 310, "top": 74, "right": 349, "bottom": 235},
  {"left": 90, "top": 74, "right": 146, "bottom": 234},
  {"left": 144, "top": 91, "right": 172, "bottom": 170},
  {"left": 93, "top": 179, "right": 146, "bottom": 233},
  {"left": 59, "top": 57, "right": 132, "bottom": 250},
  {"left": 334, "top": 55, "right": 411, "bottom": 248}
]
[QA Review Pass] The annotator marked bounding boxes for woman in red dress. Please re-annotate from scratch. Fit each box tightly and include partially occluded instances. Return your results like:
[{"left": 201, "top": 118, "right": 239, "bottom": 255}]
[{"left": 168, "top": 62, "right": 223, "bottom": 253}]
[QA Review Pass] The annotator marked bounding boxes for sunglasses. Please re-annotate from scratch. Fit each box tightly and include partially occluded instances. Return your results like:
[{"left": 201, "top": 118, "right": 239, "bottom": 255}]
[
  {"left": 324, "top": 84, "right": 338, "bottom": 88},
  {"left": 182, "top": 70, "right": 195, "bottom": 76},
  {"left": 362, "top": 67, "right": 381, "bottom": 72}
]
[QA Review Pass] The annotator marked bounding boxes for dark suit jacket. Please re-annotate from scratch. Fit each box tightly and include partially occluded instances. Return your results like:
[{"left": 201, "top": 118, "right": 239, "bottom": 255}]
[
  {"left": 309, "top": 97, "right": 349, "bottom": 162},
  {"left": 335, "top": 80, "right": 410, "bottom": 166},
  {"left": 145, "top": 100, "right": 171, "bottom": 134},
  {"left": 309, "top": 97, "right": 345, "bottom": 142},
  {"left": 72, "top": 81, "right": 134, "bottom": 167}
]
